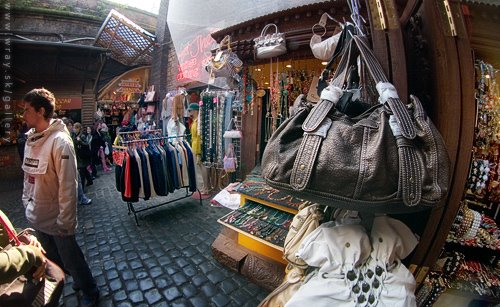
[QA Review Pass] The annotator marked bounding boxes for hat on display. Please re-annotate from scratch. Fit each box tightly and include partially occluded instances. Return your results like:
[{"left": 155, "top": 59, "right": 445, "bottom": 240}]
[{"left": 187, "top": 103, "right": 199, "bottom": 111}]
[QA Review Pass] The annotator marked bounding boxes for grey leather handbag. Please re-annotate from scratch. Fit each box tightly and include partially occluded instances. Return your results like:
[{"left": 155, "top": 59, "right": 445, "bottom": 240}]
[{"left": 262, "top": 35, "right": 450, "bottom": 213}]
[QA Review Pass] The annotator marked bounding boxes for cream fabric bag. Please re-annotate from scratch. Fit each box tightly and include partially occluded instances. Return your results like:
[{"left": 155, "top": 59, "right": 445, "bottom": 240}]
[
  {"left": 285, "top": 216, "right": 418, "bottom": 307},
  {"left": 283, "top": 204, "right": 323, "bottom": 268},
  {"left": 310, "top": 13, "right": 341, "bottom": 61}
]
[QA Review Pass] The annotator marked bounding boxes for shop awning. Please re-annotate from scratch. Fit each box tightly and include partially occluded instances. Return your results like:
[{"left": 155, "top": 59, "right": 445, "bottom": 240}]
[
  {"left": 94, "top": 9, "right": 156, "bottom": 66},
  {"left": 166, "top": 0, "right": 331, "bottom": 85}
]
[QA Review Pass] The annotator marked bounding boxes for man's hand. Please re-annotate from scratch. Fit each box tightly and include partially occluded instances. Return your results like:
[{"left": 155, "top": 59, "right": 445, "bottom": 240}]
[{"left": 19, "top": 233, "right": 46, "bottom": 254}]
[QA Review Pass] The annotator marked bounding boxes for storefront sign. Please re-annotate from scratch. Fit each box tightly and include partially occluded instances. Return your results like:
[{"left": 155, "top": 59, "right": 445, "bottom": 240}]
[
  {"left": 117, "top": 78, "right": 142, "bottom": 94},
  {"left": 55, "top": 97, "right": 82, "bottom": 110},
  {"left": 176, "top": 33, "right": 214, "bottom": 82}
]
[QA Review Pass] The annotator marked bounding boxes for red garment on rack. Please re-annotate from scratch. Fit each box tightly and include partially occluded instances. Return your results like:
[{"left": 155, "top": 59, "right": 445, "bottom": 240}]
[
  {"left": 123, "top": 152, "right": 132, "bottom": 198},
  {"left": 113, "top": 150, "right": 125, "bottom": 167}
]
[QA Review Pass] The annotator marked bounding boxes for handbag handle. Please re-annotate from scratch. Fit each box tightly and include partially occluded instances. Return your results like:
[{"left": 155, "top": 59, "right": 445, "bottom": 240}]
[
  {"left": 350, "top": 35, "right": 415, "bottom": 139},
  {"left": 0, "top": 213, "right": 22, "bottom": 246},
  {"left": 312, "top": 13, "right": 342, "bottom": 37},
  {"left": 226, "top": 117, "right": 238, "bottom": 131},
  {"left": 226, "top": 143, "right": 235, "bottom": 158},
  {"left": 220, "top": 35, "right": 232, "bottom": 51},
  {"left": 260, "top": 23, "right": 279, "bottom": 37}
]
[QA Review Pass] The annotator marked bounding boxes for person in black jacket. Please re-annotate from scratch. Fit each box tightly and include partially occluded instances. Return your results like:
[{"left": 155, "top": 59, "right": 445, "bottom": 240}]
[
  {"left": 87, "top": 126, "right": 104, "bottom": 178},
  {"left": 73, "top": 123, "right": 93, "bottom": 189},
  {"left": 16, "top": 123, "right": 29, "bottom": 162}
]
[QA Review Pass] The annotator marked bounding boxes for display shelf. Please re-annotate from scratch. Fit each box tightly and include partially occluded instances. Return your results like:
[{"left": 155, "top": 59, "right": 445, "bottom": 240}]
[
  {"left": 212, "top": 171, "right": 298, "bottom": 288},
  {"left": 235, "top": 174, "right": 308, "bottom": 212},
  {"left": 240, "top": 194, "right": 298, "bottom": 215},
  {"left": 217, "top": 200, "right": 293, "bottom": 252},
  {"left": 217, "top": 215, "right": 284, "bottom": 252}
]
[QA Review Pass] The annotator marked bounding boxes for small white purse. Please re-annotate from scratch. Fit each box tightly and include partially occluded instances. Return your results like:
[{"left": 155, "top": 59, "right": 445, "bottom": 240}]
[
  {"left": 310, "top": 13, "right": 342, "bottom": 61},
  {"left": 223, "top": 117, "right": 242, "bottom": 139}
]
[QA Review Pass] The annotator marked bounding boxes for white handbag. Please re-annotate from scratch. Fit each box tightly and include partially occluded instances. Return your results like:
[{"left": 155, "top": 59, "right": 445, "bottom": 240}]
[
  {"left": 254, "top": 23, "right": 287, "bottom": 59},
  {"left": 223, "top": 118, "right": 242, "bottom": 139},
  {"left": 310, "top": 13, "right": 342, "bottom": 61}
]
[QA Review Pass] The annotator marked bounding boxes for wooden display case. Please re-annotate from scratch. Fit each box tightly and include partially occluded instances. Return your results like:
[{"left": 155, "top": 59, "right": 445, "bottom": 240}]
[{"left": 212, "top": 175, "right": 302, "bottom": 291}]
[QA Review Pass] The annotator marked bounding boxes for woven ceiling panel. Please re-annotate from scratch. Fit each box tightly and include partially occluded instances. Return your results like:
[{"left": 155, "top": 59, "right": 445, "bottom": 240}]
[{"left": 95, "top": 10, "right": 156, "bottom": 66}]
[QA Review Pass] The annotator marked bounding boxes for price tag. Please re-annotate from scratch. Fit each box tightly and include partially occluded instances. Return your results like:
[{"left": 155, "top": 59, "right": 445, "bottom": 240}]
[{"left": 214, "top": 51, "right": 223, "bottom": 62}]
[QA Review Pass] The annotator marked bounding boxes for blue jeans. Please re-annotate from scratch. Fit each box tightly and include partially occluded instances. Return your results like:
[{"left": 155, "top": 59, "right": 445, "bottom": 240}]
[
  {"left": 35, "top": 230, "right": 98, "bottom": 297},
  {"left": 78, "top": 173, "right": 91, "bottom": 204}
]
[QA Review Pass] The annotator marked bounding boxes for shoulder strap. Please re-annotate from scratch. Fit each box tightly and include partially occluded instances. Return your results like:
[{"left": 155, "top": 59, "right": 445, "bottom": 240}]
[
  {"left": 353, "top": 36, "right": 415, "bottom": 139},
  {"left": 0, "top": 213, "right": 21, "bottom": 246}
]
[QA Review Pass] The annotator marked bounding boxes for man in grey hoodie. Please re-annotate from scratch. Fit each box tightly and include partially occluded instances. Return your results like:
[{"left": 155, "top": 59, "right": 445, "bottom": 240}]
[{"left": 21, "top": 88, "right": 99, "bottom": 307}]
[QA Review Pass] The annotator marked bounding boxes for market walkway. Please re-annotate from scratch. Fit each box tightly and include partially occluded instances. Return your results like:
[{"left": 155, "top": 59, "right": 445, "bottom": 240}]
[{"left": 1, "top": 170, "right": 269, "bottom": 307}]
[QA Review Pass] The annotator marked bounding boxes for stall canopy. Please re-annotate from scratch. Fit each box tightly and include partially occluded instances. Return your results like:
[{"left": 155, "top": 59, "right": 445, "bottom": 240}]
[
  {"left": 94, "top": 9, "right": 156, "bottom": 66},
  {"left": 166, "top": 0, "right": 330, "bottom": 85}
]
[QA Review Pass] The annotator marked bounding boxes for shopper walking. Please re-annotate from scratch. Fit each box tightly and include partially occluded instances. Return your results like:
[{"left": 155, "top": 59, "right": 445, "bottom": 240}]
[
  {"left": 16, "top": 123, "right": 28, "bottom": 162},
  {"left": 88, "top": 126, "right": 103, "bottom": 178},
  {"left": 77, "top": 171, "right": 92, "bottom": 206},
  {"left": 21, "top": 88, "right": 99, "bottom": 307},
  {"left": 96, "top": 121, "right": 112, "bottom": 172},
  {"left": 72, "top": 123, "right": 93, "bottom": 189}
]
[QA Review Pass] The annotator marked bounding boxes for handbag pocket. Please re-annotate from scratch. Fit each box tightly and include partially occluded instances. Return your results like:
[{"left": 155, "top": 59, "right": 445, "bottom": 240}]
[{"left": 0, "top": 259, "right": 65, "bottom": 307}]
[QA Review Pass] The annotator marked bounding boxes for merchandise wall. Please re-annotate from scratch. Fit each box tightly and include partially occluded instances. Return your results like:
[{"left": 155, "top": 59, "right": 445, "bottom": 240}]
[{"left": 419, "top": 60, "right": 500, "bottom": 306}]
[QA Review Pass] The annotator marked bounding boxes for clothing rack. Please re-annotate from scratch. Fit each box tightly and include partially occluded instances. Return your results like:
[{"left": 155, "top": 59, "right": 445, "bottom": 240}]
[
  {"left": 120, "top": 135, "right": 188, "bottom": 144},
  {"left": 114, "top": 131, "right": 201, "bottom": 226},
  {"left": 118, "top": 129, "right": 163, "bottom": 135}
]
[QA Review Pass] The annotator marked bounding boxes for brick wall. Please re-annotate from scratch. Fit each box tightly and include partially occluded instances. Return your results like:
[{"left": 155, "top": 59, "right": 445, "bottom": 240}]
[
  {"left": 166, "top": 41, "right": 181, "bottom": 90},
  {"left": 149, "top": 0, "right": 170, "bottom": 105},
  {"left": 11, "top": 0, "right": 157, "bottom": 34}
]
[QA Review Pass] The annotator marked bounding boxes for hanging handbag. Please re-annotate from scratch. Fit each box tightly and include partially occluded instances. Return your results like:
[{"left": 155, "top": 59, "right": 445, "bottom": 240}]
[
  {"left": 283, "top": 204, "right": 323, "bottom": 268},
  {"left": 310, "top": 13, "right": 342, "bottom": 61},
  {"left": 204, "top": 35, "right": 243, "bottom": 83},
  {"left": 262, "top": 35, "right": 451, "bottom": 213},
  {"left": 144, "top": 85, "right": 157, "bottom": 102},
  {"left": 223, "top": 117, "right": 242, "bottom": 139},
  {"left": 0, "top": 214, "right": 65, "bottom": 307},
  {"left": 254, "top": 23, "right": 287, "bottom": 59},
  {"left": 223, "top": 143, "right": 238, "bottom": 173}
]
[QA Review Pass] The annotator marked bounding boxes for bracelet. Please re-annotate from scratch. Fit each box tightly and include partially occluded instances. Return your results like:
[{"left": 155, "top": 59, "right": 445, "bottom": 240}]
[
  {"left": 456, "top": 209, "right": 474, "bottom": 238},
  {"left": 451, "top": 204, "right": 465, "bottom": 234},
  {"left": 463, "top": 210, "right": 482, "bottom": 240}
]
